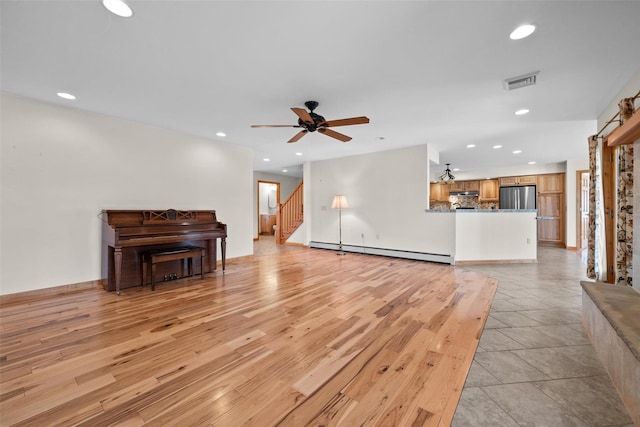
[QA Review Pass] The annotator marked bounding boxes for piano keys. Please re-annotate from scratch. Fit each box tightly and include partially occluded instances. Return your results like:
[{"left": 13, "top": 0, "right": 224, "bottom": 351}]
[{"left": 102, "top": 209, "right": 227, "bottom": 294}]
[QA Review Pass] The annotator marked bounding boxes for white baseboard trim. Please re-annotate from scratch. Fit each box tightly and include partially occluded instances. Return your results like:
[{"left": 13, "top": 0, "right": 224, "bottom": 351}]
[{"left": 309, "top": 241, "right": 454, "bottom": 265}]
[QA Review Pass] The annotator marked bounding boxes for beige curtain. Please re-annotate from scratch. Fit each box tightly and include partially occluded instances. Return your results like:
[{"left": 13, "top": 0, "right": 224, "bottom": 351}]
[{"left": 616, "top": 98, "right": 635, "bottom": 286}]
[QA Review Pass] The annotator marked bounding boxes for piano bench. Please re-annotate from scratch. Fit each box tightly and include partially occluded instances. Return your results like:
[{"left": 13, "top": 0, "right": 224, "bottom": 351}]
[{"left": 142, "top": 246, "right": 205, "bottom": 291}]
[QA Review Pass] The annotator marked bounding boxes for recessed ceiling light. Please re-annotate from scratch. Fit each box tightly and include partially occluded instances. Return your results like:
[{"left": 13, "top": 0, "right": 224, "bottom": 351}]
[
  {"left": 295, "top": 152, "right": 303, "bottom": 156},
  {"left": 263, "top": 158, "right": 270, "bottom": 162},
  {"left": 510, "top": 24, "right": 536, "bottom": 40},
  {"left": 493, "top": 145, "right": 502, "bottom": 149},
  {"left": 528, "top": 161, "right": 536, "bottom": 165},
  {"left": 282, "top": 169, "right": 288, "bottom": 173},
  {"left": 515, "top": 109, "right": 530, "bottom": 115},
  {"left": 377, "top": 136, "right": 385, "bottom": 140},
  {"left": 216, "top": 132, "right": 226, "bottom": 137},
  {"left": 102, "top": 0, "right": 133, "bottom": 17},
  {"left": 453, "top": 168, "right": 460, "bottom": 172},
  {"left": 513, "top": 150, "right": 522, "bottom": 154},
  {"left": 466, "top": 144, "right": 476, "bottom": 148},
  {"left": 57, "top": 92, "right": 76, "bottom": 100}
]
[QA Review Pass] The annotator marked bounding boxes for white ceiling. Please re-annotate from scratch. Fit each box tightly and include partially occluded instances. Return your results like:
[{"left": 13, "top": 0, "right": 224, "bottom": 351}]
[{"left": 2, "top": 1, "right": 640, "bottom": 179}]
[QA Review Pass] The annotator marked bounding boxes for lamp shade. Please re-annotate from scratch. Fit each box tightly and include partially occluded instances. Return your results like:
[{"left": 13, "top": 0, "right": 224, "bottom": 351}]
[{"left": 331, "top": 195, "right": 349, "bottom": 209}]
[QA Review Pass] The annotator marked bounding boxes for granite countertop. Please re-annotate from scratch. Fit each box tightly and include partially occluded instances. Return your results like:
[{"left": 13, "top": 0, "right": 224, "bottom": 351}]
[{"left": 425, "top": 209, "right": 537, "bottom": 213}]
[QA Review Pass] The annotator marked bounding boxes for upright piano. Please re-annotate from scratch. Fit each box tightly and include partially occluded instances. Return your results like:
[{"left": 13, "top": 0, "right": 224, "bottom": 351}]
[{"left": 102, "top": 209, "right": 227, "bottom": 293}]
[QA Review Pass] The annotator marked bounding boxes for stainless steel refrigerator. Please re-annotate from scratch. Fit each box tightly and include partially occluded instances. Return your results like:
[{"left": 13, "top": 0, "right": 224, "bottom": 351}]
[{"left": 499, "top": 185, "right": 536, "bottom": 210}]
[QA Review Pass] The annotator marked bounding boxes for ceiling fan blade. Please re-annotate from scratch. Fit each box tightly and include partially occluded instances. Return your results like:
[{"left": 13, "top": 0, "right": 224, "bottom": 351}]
[
  {"left": 291, "top": 107, "right": 314, "bottom": 124},
  {"left": 318, "top": 128, "right": 351, "bottom": 142},
  {"left": 321, "top": 116, "right": 370, "bottom": 127},
  {"left": 251, "top": 124, "right": 301, "bottom": 128},
  {"left": 288, "top": 130, "right": 308, "bottom": 143}
]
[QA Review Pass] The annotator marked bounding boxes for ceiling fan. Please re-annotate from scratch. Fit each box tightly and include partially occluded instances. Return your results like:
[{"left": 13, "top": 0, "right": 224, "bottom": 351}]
[{"left": 251, "top": 101, "right": 369, "bottom": 143}]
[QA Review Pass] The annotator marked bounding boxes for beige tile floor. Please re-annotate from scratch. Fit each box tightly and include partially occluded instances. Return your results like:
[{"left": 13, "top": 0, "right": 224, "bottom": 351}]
[{"left": 452, "top": 246, "right": 634, "bottom": 427}]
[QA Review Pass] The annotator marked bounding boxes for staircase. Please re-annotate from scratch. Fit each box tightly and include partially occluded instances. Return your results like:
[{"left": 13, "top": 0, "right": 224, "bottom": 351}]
[{"left": 276, "top": 181, "right": 303, "bottom": 244}]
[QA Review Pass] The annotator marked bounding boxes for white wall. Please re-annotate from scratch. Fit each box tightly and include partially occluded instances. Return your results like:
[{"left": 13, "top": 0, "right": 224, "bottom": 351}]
[
  {"left": 598, "top": 69, "right": 640, "bottom": 132},
  {"left": 0, "top": 94, "right": 254, "bottom": 295},
  {"left": 307, "top": 145, "right": 454, "bottom": 257}
]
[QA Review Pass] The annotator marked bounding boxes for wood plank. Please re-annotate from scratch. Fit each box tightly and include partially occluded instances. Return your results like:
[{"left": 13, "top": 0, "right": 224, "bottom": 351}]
[
  {"left": 0, "top": 247, "right": 495, "bottom": 426},
  {"left": 607, "top": 108, "right": 640, "bottom": 147}
]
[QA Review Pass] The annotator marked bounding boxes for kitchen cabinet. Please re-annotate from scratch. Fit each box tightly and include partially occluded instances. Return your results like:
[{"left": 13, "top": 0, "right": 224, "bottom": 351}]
[
  {"left": 448, "top": 180, "right": 479, "bottom": 192},
  {"left": 517, "top": 175, "right": 538, "bottom": 185},
  {"left": 499, "top": 175, "right": 537, "bottom": 186},
  {"left": 448, "top": 181, "right": 465, "bottom": 192},
  {"left": 537, "top": 173, "right": 564, "bottom": 193},
  {"left": 536, "top": 172, "right": 565, "bottom": 245},
  {"left": 463, "top": 180, "right": 479, "bottom": 191},
  {"left": 479, "top": 179, "right": 499, "bottom": 201},
  {"left": 430, "top": 182, "right": 450, "bottom": 202},
  {"left": 260, "top": 214, "right": 276, "bottom": 235},
  {"left": 537, "top": 193, "right": 564, "bottom": 245}
]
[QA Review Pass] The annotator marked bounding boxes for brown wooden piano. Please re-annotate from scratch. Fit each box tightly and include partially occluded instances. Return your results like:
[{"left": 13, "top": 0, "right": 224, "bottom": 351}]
[{"left": 102, "top": 209, "right": 227, "bottom": 295}]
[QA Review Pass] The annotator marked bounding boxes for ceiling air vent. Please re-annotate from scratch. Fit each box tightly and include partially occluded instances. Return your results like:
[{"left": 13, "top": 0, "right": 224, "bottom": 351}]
[{"left": 503, "top": 71, "right": 539, "bottom": 90}]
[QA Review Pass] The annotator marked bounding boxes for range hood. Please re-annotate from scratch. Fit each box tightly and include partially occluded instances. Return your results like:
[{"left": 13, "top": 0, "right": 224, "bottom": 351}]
[{"left": 449, "top": 190, "right": 479, "bottom": 196}]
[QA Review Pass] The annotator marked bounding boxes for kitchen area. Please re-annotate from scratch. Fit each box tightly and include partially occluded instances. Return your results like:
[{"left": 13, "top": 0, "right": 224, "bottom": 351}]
[{"left": 427, "top": 172, "right": 565, "bottom": 264}]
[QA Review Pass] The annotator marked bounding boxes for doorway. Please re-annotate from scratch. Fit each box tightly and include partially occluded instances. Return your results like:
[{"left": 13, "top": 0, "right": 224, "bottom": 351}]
[
  {"left": 576, "top": 170, "right": 590, "bottom": 252},
  {"left": 257, "top": 180, "right": 280, "bottom": 241}
]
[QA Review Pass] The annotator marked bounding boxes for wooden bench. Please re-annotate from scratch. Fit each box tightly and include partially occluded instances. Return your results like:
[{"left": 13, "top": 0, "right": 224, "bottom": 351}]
[{"left": 142, "top": 246, "right": 205, "bottom": 291}]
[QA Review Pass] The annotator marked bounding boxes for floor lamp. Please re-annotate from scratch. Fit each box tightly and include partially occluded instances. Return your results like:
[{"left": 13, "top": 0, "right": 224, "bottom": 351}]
[{"left": 331, "top": 195, "right": 348, "bottom": 256}]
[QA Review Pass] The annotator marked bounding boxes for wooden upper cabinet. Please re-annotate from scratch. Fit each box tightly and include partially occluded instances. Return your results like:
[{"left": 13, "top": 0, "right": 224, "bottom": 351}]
[
  {"left": 448, "top": 181, "right": 465, "bottom": 192},
  {"left": 479, "top": 179, "right": 499, "bottom": 201},
  {"left": 464, "top": 180, "right": 479, "bottom": 191},
  {"left": 499, "top": 175, "right": 537, "bottom": 186},
  {"left": 429, "top": 183, "right": 450, "bottom": 203},
  {"left": 537, "top": 173, "right": 564, "bottom": 193},
  {"left": 429, "top": 183, "right": 437, "bottom": 202},
  {"left": 499, "top": 176, "right": 518, "bottom": 186},
  {"left": 448, "top": 180, "right": 479, "bottom": 192},
  {"left": 517, "top": 175, "right": 537, "bottom": 185}
]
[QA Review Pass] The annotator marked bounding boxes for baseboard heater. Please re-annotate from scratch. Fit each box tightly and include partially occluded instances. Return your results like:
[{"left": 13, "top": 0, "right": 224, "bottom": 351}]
[{"left": 309, "top": 241, "right": 454, "bottom": 265}]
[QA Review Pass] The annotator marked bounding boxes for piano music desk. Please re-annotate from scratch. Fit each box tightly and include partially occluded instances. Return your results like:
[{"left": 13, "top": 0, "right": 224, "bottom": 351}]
[{"left": 142, "top": 247, "right": 205, "bottom": 291}]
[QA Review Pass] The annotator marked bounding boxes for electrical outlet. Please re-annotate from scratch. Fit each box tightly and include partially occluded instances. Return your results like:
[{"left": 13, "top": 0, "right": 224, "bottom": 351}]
[
  {"left": 527, "top": 238, "right": 531, "bottom": 244},
  {"left": 361, "top": 233, "right": 364, "bottom": 238},
  {"left": 376, "top": 234, "right": 380, "bottom": 239}
]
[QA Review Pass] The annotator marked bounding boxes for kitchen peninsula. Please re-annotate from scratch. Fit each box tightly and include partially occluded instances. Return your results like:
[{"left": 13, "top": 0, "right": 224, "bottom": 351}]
[{"left": 425, "top": 209, "right": 537, "bottom": 264}]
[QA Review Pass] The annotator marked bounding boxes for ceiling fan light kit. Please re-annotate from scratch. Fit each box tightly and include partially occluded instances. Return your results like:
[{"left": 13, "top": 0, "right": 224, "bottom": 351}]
[{"left": 251, "top": 101, "right": 369, "bottom": 143}]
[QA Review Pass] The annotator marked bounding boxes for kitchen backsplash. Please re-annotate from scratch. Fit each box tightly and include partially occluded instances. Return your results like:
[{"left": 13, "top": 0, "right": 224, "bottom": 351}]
[{"left": 430, "top": 195, "right": 498, "bottom": 210}]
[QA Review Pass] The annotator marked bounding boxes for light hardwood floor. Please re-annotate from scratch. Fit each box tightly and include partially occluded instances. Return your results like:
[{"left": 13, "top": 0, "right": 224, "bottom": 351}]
[{"left": 0, "top": 244, "right": 496, "bottom": 426}]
